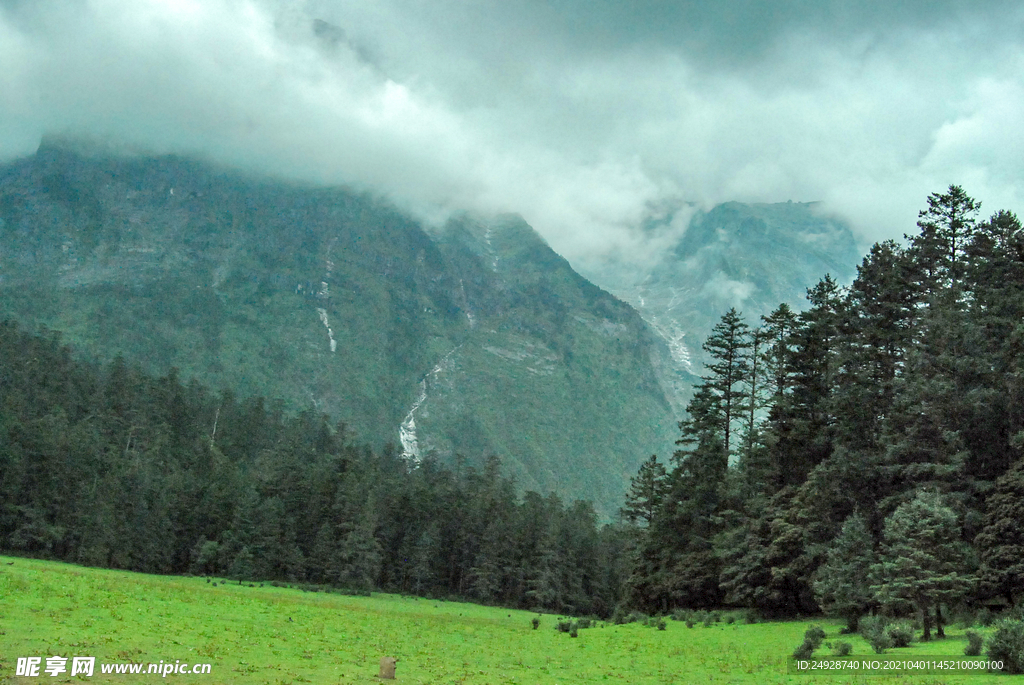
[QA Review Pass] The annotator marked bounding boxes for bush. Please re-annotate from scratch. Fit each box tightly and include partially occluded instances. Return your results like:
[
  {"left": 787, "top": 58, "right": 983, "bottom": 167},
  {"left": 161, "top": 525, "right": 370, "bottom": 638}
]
[
  {"left": 577, "top": 618, "right": 591, "bottom": 629},
  {"left": 685, "top": 618, "right": 695, "bottom": 628},
  {"left": 833, "top": 642, "right": 852, "bottom": 657},
  {"left": 979, "top": 608, "right": 996, "bottom": 627},
  {"left": 744, "top": 610, "right": 760, "bottom": 624},
  {"left": 656, "top": 618, "right": 667, "bottom": 630},
  {"left": 671, "top": 609, "right": 690, "bottom": 622},
  {"left": 804, "top": 625, "right": 826, "bottom": 649},
  {"left": 531, "top": 617, "right": 540, "bottom": 630},
  {"left": 859, "top": 616, "right": 892, "bottom": 654},
  {"left": 793, "top": 640, "right": 815, "bottom": 660},
  {"left": 725, "top": 615, "right": 736, "bottom": 625},
  {"left": 987, "top": 620, "right": 1024, "bottom": 673},
  {"left": 885, "top": 621, "right": 914, "bottom": 648},
  {"left": 639, "top": 616, "right": 665, "bottom": 629},
  {"left": 626, "top": 611, "right": 648, "bottom": 625},
  {"left": 611, "top": 607, "right": 627, "bottom": 625},
  {"left": 556, "top": 620, "right": 573, "bottom": 633},
  {"left": 964, "top": 630, "right": 983, "bottom": 656},
  {"left": 570, "top": 626, "right": 578, "bottom": 638}
]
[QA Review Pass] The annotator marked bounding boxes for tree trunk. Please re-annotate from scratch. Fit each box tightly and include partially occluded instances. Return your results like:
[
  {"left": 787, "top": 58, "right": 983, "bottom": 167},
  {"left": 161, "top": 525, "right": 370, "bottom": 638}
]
[
  {"left": 935, "top": 602, "right": 944, "bottom": 638},
  {"left": 920, "top": 603, "right": 932, "bottom": 641}
]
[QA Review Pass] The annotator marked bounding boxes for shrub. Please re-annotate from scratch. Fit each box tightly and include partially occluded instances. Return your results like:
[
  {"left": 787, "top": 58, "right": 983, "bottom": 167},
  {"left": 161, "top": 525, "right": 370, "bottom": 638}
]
[
  {"left": 656, "top": 619, "right": 667, "bottom": 630},
  {"left": 885, "top": 621, "right": 914, "bottom": 648},
  {"left": 964, "top": 630, "right": 983, "bottom": 656},
  {"left": 570, "top": 626, "right": 578, "bottom": 638},
  {"left": 744, "top": 610, "right": 759, "bottom": 624},
  {"left": 626, "top": 611, "right": 648, "bottom": 625},
  {"left": 979, "top": 608, "right": 996, "bottom": 627},
  {"left": 793, "top": 640, "right": 815, "bottom": 660},
  {"left": 611, "top": 607, "right": 627, "bottom": 625},
  {"left": 833, "top": 642, "right": 852, "bottom": 657},
  {"left": 804, "top": 625, "right": 826, "bottom": 649},
  {"left": 531, "top": 617, "right": 540, "bottom": 630},
  {"left": 577, "top": 618, "right": 591, "bottom": 629},
  {"left": 685, "top": 619, "right": 695, "bottom": 628},
  {"left": 725, "top": 615, "right": 736, "bottom": 625},
  {"left": 671, "top": 609, "right": 690, "bottom": 622},
  {"left": 987, "top": 620, "right": 1024, "bottom": 673},
  {"left": 859, "top": 616, "right": 892, "bottom": 654},
  {"left": 556, "top": 620, "right": 572, "bottom": 633}
]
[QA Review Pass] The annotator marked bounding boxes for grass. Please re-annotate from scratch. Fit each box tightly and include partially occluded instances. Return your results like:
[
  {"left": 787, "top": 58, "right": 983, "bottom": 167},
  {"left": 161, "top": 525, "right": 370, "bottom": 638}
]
[{"left": 0, "top": 555, "right": 1011, "bottom": 684}]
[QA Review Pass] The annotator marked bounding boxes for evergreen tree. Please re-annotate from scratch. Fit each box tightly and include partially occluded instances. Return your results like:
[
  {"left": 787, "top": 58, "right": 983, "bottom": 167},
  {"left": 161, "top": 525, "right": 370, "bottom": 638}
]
[
  {"left": 774, "top": 277, "right": 845, "bottom": 486},
  {"left": 697, "top": 308, "right": 752, "bottom": 458},
  {"left": 834, "top": 241, "right": 915, "bottom": 451},
  {"left": 337, "top": 523, "right": 382, "bottom": 593},
  {"left": 813, "top": 513, "right": 877, "bottom": 630},
  {"left": 753, "top": 304, "right": 799, "bottom": 494},
  {"left": 870, "top": 490, "right": 974, "bottom": 640},
  {"left": 909, "top": 184, "right": 981, "bottom": 299},
  {"left": 976, "top": 457, "right": 1024, "bottom": 606},
  {"left": 620, "top": 455, "right": 668, "bottom": 527}
]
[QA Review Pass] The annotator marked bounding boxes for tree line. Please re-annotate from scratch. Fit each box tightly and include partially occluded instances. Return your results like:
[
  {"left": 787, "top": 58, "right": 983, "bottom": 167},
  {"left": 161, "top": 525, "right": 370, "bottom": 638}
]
[
  {"left": 621, "top": 186, "right": 1024, "bottom": 636},
  {"left": 4, "top": 185, "right": 1022, "bottom": 629},
  {"left": 0, "top": 321, "right": 625, "bottom": 616}
]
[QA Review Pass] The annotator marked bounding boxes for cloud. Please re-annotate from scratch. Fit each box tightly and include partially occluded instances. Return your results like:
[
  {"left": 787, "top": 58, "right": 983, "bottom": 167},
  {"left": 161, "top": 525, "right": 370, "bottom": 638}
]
[{"left": 1, "top": 0, "right": 1023, "bottom": 262}]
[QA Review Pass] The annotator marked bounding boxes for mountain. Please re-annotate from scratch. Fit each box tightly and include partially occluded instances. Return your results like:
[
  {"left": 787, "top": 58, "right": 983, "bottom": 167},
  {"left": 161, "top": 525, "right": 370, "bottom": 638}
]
[
  {"left": 578, "top": 200, "right": 862, "bottom": 397},
  {"left": 0, "top": 140, "right": 679, "bottom": 517}
]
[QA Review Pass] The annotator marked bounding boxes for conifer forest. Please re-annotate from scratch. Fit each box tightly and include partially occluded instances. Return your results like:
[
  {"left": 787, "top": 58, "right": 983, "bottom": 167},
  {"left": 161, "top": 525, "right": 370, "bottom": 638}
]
[{"left": 3, "top": 186, "right": 1024, "bottom": 635}]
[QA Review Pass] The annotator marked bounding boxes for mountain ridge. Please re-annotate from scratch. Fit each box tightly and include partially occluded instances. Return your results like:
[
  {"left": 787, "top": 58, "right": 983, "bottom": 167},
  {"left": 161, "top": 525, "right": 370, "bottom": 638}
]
[{"left": 0, "top": 141, "right": 679, "bottom": 517}]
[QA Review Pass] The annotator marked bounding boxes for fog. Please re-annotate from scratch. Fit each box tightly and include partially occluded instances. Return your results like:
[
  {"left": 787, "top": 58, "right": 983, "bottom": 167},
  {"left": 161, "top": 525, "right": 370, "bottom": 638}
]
[{"left": 2, "top": 0, "right": 1022, "bottom": 262}]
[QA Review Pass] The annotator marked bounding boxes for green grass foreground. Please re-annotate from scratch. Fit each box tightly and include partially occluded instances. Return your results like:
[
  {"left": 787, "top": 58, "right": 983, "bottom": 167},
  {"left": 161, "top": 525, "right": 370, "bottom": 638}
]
[{"left": 0, "top": 556, "right": 1009, "bottom": 684}]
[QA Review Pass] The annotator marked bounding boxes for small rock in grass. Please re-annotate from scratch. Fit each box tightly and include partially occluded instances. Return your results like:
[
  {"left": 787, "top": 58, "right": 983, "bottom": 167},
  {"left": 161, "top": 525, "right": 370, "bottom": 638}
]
[{"left": 379, "top": 657, "right": 397, "bottom": 679}]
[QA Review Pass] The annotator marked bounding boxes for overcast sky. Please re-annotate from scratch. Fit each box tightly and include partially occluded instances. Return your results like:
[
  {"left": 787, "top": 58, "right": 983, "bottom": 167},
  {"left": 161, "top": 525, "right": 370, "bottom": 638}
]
[{"left": 2, "top": 0, "right": 1023, "bottom": 263}]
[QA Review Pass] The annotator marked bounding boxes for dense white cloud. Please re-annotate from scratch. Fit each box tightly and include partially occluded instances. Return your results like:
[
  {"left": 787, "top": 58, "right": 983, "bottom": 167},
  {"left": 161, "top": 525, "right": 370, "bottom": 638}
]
[{"left": 1, "top": 0, "right": 1022, "bottom": 261}]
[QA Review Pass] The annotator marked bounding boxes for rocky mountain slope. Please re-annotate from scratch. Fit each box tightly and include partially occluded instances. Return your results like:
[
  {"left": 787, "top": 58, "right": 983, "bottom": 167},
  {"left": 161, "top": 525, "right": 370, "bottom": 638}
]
[
  {"left": 579, "top": 200, "right": 862, "bottom": 392},
  {"left": 0, "top": 140, "right": 680, "bottom": 516}
]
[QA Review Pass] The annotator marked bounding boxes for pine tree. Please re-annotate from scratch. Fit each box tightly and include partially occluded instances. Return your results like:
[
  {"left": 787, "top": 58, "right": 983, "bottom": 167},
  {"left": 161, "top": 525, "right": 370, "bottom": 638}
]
[
  {"left": 337, "top": 523, "right": 382, "bottom": 593},
  {"left": 773, "top": 277, "right": 845, "bottom": 486},
  {"left": 834, "top": 241, "right": 915, "bottom": 451},
  {"left": 620, "top": 455, "right": 669, "bottom": 527},
  {"left": 976, "top": 457, "right": 1024, "bottom": 606},
  {"left": 909, "top": 185, "right": 981, "bottom": 299},
  {"left": 813, "top": 513, "right": 877, "bottom": 630},
  {"left": 870, "top": 490, "right": 974, "bottom": 640},
  {"left": 698, "top": 308, "right": 752, "bottom": 459}
]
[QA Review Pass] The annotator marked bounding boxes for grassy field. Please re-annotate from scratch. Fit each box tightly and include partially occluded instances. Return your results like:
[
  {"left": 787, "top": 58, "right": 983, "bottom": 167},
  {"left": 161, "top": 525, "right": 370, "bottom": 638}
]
[{"left": 0, "top": 555, "right": 1012, "bottom": 684}]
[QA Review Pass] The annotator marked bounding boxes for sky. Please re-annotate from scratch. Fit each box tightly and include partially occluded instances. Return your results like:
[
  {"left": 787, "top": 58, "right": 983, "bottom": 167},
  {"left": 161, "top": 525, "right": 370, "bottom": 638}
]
[{"left": 2, "top": 0, "right": 1023, "bottom": 263}]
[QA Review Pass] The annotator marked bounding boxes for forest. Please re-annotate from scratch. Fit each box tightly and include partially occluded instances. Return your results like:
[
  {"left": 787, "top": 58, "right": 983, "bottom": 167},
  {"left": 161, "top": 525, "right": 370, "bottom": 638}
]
[
  {"left": 2, "top": 186, "right": 1022, "bottom": 633},
  {"left": 623, "top": 186, "right": 1024, "bottom": 637},
  {"left": 0, "top": 319, "right": 625, "bottom": 616}
]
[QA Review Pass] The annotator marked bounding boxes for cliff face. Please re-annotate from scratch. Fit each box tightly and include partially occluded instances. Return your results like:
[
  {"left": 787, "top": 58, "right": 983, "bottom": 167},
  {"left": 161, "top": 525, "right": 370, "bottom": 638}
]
[
  {"left": 579, "top": 200, "right": 862, "bottom": 398},
  {"left": 0, "top": 142, "right": 679, "bottom": 517}
]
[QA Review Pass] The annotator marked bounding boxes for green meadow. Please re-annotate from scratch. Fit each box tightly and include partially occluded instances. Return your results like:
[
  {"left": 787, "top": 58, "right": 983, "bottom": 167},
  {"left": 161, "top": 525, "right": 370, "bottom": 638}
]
[{"left": 0, "top": 556, "right": 1010, "bottom": 684}]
